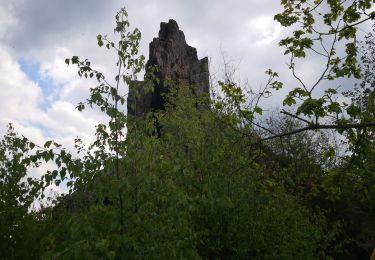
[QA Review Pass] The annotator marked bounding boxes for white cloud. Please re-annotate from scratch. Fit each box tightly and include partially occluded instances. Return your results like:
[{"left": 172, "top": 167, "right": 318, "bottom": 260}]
[
  {"left": 246, "top": 16, "right": 281, "bottom": 45},
  {"left": 0, "top": 0, "right": 294, "bottom": 208},
  {"left": 42, "top": 101, "right": 99, "bottom": 139},
  {"left": 39, "top": 47, "right": 76, "bottom": 84},
  {"left": 0, "top": 0, "right": 295, "bottom": 144},
  {"left": 0, "top": 43, "right": 104, "bottom": 151},
  {"left": 0, "top": 46, "right": 43, "bottom": 132},
  {"left": 0, "top": 0, "right": 363, "bottom": 156}
]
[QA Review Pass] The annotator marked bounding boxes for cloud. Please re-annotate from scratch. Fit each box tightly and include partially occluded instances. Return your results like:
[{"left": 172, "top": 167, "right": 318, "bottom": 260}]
[
  {"left": 2, "top": 0, "right": 120, "bottom": 55},
  {"left": 1, "top": 0, "right": 368, "bottom": 204},
  {"left": 0, "top": 0, "right": 313, "bottom": 204},
  {"left": 0, "top": 0, "right": 296, "bottom": 144},
  {"left": 0, "top": 0, "right": 362, "bottom": 150},
  {"left": 246, "top": 16, "right": 281, "bottom": 45},
  {"left": 0, "top": 44, "right": 104, "bottom": 149},
  {"left": 0, "top": 46, "right": 43, "bottom": 131}
]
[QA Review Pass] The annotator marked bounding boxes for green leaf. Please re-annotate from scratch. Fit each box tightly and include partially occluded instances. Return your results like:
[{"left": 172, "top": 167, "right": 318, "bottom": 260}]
[
  {"left": 71, "top": 56, "right": 79, "bottom": 64},
  {"left": 29, "top": 142, "right": 35, "bottom": 150},
  {"left": 97, "top": 34, "right": 104, "bottom": 47},
  {"left": 283, "top": 96, "right": 296, "bottom": 106},
  {"left": 254, "top": 106, "right": 263, "bottom": 115},
  {"left": 327, "top": 102, "right": 341, "bottom": 113},
  {"left": 44, "top": 140, "right": 53, "bottom": 148}
]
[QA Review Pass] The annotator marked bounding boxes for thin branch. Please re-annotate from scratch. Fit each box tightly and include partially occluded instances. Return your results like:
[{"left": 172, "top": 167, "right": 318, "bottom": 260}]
[
  {"left": 280, "top": 110, "right": 312, "bottom": 125},
  {"left": 252, "top": 120, "right": 277, "bottom": 136},
  {"left": 253, "top": 73, "right": 274, "bottom": 110},
  {"left": 310, "top": 21, "right": 339, "bottom": 94},
  {"left": 317, "top": 14, "right": 375, "bottom": 36},
  {"left": 261, "top": 122, "right": 375, "bottom": 141},
  {"left": 290, "top": 55, "right": 309, "bottom": 94},
  {"left": 309, "top": 47, "right": 329, "bottom": 58},
  {"left": 307, "top": 0, "right": 324, "bottom": 13},
  {"left": 114, "top": 57, "right": 124, "bottom": 234},
  {"left": 319, "top": 37, "right": 330, "bottom": 56}
]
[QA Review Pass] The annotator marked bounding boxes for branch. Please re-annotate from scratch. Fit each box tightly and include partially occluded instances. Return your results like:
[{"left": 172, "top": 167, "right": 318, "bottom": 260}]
[
  {"left": 252, "top": 120, "right": 277, "bottom": 136},
  {"left": 261, "top": 122, "right": 375, "bottom": 141},
  {"left": 280, "top": 110, "right": 312, "bottom": 125},
  {"left": 318, "top": 14, "right": 375, "bottom": 36},
  {"left": 310, "top": 21, "right": 339, "bottom": 94},
  {"left": 290, "top": 55, "right": 309, "bottom": 94},
  {"left": 309, "top": 47, "right": 329, "bottom": 58}
]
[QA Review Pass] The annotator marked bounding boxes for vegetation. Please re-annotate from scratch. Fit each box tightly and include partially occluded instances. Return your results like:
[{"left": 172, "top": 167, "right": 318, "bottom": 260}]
[{"left": 1, "top": 2, "right": 375, "bottom": 259}]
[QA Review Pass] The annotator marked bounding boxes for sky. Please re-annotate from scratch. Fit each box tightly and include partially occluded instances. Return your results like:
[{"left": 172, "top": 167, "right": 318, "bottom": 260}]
[
  {"left": 0, "top": 0, "right": 294, "bottom": 148},
  {"left": 0, "top": 0, "right": 369, "bottom": 194}
]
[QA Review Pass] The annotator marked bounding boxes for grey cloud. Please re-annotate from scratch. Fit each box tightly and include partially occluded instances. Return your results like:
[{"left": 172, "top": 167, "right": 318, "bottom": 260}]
[
  {"left": 3, "top": 0, "right": 349, "bottom": 111},
  {"left": 3, "top": 0, "right": 122, "bottom": 55}
]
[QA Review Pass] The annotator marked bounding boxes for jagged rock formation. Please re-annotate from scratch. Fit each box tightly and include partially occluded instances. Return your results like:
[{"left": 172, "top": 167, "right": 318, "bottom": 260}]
[
  {"left": 58, "top": 20, "right": 209, "bottom": 213},
  {"left": 127, "top": 19, "right": 209, "bottom": 117}
]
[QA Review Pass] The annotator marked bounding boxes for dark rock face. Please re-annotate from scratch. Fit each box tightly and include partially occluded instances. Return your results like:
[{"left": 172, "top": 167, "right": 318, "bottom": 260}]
[{"left": 127, "top": 19, "right": 209, "bottom": 117}]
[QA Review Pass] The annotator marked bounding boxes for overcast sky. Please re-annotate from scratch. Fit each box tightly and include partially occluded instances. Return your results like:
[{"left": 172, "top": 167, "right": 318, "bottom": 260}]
[
  {"left": 1, "top": 0, "right": 368, "bottom": 155},
  {"left": 0, "top": 0, "right": 288, "bottom": 146}
]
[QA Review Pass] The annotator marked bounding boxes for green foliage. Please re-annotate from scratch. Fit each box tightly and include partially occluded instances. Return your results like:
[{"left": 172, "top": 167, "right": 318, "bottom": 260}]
[
  {"left": 2, "top": 4, "right": 375, "bottom": 259},
  {"left": 273, "top": 0, "right": 375, "bottom": 125},
  {"left": 28, "top": 85, "right": 327, "bottom": 259},
  {"left": 0, "top": 124, "right": 60, "bottom": 258}
]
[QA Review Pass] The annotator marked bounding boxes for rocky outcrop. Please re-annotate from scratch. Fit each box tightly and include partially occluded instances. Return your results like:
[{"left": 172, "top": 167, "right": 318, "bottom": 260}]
[
  {"left": 127, "top": 19, "right": 209, "bottom": 117},
  {"left": 58, "top": 21, "right": 209, "bottom": 215}
]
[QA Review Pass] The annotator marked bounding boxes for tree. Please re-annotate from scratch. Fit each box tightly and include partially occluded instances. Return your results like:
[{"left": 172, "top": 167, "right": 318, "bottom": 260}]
[
  {"left": 270, "top": 3, "right": 375, "bottom": 256},
  {"left": 0, "top": 7, "right": 333, "bottom": 259},
  {"left": 258, "top": 0, "right": 375, "bottom": 139},
  {"left": 44, "top": 9, "right": 327, "bottom": 258},
  {"left": 0, "top": 124, "right": 60, "bottom": 258}
]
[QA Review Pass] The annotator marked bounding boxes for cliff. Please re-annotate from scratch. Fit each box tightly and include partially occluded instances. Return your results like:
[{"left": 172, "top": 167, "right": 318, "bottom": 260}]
[{"left": 127, "top": 19, "right": 209, "bottom": 117}]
